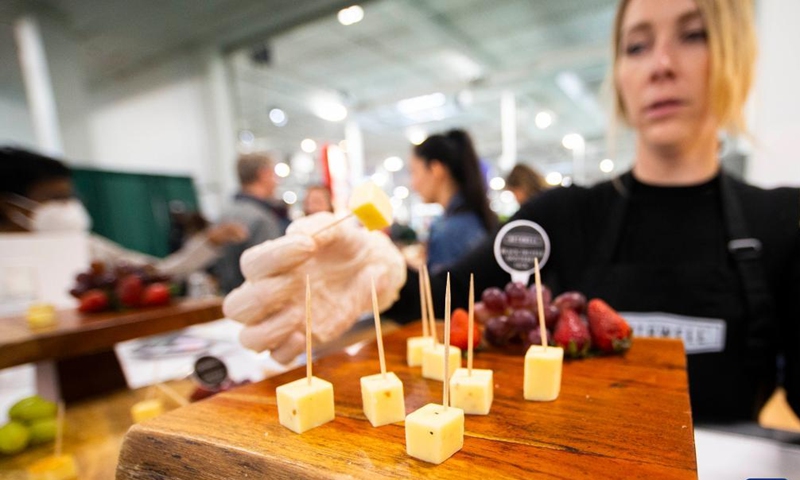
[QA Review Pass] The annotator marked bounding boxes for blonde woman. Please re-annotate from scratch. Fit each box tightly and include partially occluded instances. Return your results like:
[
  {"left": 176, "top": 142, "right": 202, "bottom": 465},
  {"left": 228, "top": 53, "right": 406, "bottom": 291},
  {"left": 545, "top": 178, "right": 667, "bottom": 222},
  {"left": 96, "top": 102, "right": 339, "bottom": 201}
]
[{"left": 224, "top": 0, "right": 799, "bottom": 423}]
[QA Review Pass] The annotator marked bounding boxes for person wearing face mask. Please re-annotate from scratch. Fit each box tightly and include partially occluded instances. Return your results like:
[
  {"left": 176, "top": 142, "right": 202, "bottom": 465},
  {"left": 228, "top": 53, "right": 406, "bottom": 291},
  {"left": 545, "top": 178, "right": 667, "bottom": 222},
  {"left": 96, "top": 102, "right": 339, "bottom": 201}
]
[
  {"left": 222, "top": 0, "right": 799, "bottom": 423},
  {"left": 0, "top": 147, "right": 248, "bottom": 281}
]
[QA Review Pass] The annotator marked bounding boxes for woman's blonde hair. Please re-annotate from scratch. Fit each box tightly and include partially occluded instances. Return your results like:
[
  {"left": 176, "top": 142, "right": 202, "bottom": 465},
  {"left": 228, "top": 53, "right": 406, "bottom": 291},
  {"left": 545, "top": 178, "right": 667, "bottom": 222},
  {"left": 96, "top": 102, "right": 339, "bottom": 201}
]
[{"left": 612, "top": 0, "right": 756, "bottom": 135}]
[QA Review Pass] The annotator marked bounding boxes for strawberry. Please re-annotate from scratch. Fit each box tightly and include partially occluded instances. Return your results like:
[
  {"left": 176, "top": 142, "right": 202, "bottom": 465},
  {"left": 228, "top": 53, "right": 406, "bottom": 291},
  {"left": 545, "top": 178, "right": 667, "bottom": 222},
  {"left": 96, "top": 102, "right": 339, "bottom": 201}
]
[
  {"left": 553, "top": 309, "right": 591, "bottom": 357},
  {"left": 142, "top": 282, "right": 171, "bottom": 307},
  {"left": 116, "top": 274, "right": 143, "bottom": 308},
  {"left": 78, "top": 289, "right": 109, "bottom": 313},
  {"left": 587, "top": 299, "right": 632, "bottom": 354},
  {"left": 449, "top": 308, "right": 480, "bottom": 350}
]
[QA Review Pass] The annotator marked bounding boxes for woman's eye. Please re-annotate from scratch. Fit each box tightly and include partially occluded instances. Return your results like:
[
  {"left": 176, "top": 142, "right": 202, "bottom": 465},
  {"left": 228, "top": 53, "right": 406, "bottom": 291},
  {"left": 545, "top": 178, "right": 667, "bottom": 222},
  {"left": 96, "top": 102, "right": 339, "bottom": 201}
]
[
  {"left": 625, "top": 42, "right": 647, "bottom": 56},
  {"left": 683, "top": 29, "right": 707, "bottom": 42}
]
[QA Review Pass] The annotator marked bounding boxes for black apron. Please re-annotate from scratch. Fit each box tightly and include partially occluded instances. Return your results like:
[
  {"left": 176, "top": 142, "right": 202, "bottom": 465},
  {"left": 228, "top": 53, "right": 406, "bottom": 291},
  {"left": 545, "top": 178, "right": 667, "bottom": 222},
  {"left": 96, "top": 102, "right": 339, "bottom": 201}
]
[{"left": 577, "top": 172, "right": 778, "bottom": 421}]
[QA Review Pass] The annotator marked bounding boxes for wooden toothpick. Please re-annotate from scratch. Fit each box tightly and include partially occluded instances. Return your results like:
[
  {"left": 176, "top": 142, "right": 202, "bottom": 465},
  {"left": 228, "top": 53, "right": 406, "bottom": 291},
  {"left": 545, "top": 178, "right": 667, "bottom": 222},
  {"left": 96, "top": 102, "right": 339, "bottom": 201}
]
[
  {"left": 371, "top": 277, "right": 387, "bottom": 378},
  {"left": 306, "top": 275, "right": 313, "bottom": 385},
  {"left": 423, "top": 265, "right": 438, "bottom": 344},
  {"left": 534, "top": 257, "right": 547, "bottom": 349},
  {"left": 419, "top": 269, "right": 429, "bottom": 338},
  {"left": 468, "top": 273, "right": 474, "bottom": 376},
  {"left": 310, "top": 213, "right": 354, "bottom": 238},
  {"left": 443, "top": 273, "right": 451, "bottom": 409},
  {"left": 55, "top": 401, "right": 64, "bottom": 457},
  {"left": 156, "top": 383, "right": 190, "bottom": 407}
]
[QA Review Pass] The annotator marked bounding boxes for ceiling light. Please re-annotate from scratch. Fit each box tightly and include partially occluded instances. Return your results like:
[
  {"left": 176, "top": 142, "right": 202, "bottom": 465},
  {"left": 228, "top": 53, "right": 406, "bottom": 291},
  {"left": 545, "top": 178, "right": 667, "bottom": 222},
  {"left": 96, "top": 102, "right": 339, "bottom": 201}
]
[
  {"left": 269, "top": 108, "right": 287, "bottom": 126},
  {"left": 282, "top": 191, "right": 297, "bottom": 205},
  {"left": 393, "top": 186, "right": 409, "bottom": 199},
  {"left": 599, "top": 158, "right": 615, "bottom": 173},
  {"left": 489, "top": 177, "right": 506, "bottom": 190},
  {"left": 312, "top": 101, "right": 347, "bottom": 122},
  {"left": 397, "top": 93, "right": 447, "bottom": 115},
  {"left": 384, "top": 156, "right": 404, "bottom": 172},
  {"left": 338, "top": 5, "right": 364, "bottom": 26},
  {"left": 562, "top": 133, "right": 585, "bottom": 150},
  {"left": 561, "top": 176, "right": 573, "bottom": 187},
  {"left": 300, "top": 138, "right": 317, "bottom": 153},
  {"left": 406, "top": 127, "right": 427, "bottom": 145},
  {"left": 535, "top": 111, "right": 553, "bottom": 129},
  {"left": 274, "top": 162, "right": 291, "bottom": 178},
  {"left": 546, "top": 172, "right": 563, "bottom": 186},
  {"left": 500, "top": 191, "right": 516, "bottom": 203},
  {"left": 238, "top": 130, "right": 254, "bottom": 144},
  {"left": 371, "top": 171, "right": 388, "bottom": 187}
]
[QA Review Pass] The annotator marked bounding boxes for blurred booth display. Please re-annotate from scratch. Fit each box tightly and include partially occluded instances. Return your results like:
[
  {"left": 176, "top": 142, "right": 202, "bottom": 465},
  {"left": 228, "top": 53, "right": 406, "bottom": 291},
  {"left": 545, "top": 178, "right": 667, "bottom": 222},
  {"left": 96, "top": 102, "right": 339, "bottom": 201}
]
[
  {"left": 0, "top": 233, "right": 89, "bottom": 315},
  {"left": 71, "top": 168, "right": 200, "bottom": 258}
]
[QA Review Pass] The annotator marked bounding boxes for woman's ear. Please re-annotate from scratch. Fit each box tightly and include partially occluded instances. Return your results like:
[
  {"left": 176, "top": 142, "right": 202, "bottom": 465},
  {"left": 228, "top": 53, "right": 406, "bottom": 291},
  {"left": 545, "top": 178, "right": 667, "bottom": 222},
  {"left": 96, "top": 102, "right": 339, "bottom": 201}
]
[{"left": 429, "top": 159, "right": 448, "bottom": 180}]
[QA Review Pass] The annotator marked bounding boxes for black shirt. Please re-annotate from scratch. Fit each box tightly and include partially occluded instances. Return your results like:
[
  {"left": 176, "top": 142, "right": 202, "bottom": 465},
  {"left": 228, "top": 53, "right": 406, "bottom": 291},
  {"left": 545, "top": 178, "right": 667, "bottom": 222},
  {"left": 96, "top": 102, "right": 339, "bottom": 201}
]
[{"left": 386, "top": 171, "right": 800, "bottom": 422}]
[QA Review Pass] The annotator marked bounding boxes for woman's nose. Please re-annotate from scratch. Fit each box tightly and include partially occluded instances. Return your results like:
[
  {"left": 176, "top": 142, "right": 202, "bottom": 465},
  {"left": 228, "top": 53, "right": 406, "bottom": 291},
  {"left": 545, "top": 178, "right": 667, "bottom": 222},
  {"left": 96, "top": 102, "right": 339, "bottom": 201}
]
[{"left": 650, "top": 42, "right": 676, "bottom": 81}]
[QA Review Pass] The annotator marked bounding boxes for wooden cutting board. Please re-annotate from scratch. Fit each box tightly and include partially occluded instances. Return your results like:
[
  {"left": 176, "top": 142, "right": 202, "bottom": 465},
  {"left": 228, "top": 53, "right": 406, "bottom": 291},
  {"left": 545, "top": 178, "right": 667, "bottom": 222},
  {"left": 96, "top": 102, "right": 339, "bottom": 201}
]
[{"left": 116, "top": 322, "right": 696, "bottom": 479}]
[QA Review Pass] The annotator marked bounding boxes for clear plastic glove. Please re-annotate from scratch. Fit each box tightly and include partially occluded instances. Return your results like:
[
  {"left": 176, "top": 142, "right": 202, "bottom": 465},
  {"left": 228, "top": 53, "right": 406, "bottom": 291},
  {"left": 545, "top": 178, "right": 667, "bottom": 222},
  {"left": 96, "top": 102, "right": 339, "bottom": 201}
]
[{"left": 223, "top": 212, "right": 407, "bottom": 364}]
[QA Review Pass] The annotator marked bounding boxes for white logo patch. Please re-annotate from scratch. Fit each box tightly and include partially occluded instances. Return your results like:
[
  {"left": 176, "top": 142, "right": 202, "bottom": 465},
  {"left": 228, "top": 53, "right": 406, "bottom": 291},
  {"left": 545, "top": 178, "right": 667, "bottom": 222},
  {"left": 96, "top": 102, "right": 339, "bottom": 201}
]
[{"left": 620, "top": 312, "right": 727, "bottom": 354}]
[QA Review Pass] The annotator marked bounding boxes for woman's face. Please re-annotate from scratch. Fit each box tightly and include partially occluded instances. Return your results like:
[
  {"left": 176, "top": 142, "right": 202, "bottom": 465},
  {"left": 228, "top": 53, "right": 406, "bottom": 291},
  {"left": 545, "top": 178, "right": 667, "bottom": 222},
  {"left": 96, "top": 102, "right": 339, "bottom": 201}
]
[
  {"left": 409, "top": 154, "right": 437, "bottom": 204},
  {"left": 615, "top": 0, "right": 714, "bottom": 149}
]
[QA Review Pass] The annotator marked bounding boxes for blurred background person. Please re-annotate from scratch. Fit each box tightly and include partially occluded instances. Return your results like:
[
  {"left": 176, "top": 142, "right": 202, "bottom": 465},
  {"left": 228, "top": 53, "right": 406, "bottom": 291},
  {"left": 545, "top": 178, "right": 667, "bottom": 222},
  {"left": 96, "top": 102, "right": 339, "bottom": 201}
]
[
  {"left": 409, "top": 129, "right": 497, "bottom": 274},
  {"left": 213, "top": 153, "right": 286, "bottom": 293},
  {"left": 504, "top": 163, "right": 550, "bottom": 206},
  {"left": 0, "top": 147, "right": 246, "bottom": 279},
  {"left": 302, "top": 184, "right": 333, "bottom": 216}
]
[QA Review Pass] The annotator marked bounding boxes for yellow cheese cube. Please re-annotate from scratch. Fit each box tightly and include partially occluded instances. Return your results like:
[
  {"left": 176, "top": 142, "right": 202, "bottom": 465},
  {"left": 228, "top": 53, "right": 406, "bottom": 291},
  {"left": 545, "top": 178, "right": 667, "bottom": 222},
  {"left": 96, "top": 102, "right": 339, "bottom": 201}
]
[
  {"left": 360, "top": 372, "right": 406, "bottom": 427},
  {"left": 524, "top": 345, "right": 563, "bottom": 401},
  {"left": 276, "top": 376, "right": 335, "bottom": 434},
  {"left": 349, "top": 181, "right": 392, "bottom": 230},
  {"left": 27, "top": 303, "right": 56, "bottom": 329},
  {"left": 422, "top": 343, "right": 461, "bottom": 381},
  {"left": 27, "top": 454, "right": 79, "bottom": 480},
  {"left": 406, "top": 336, "right": 435, "bottom": 367},
  {"left": 405, "top": 403, "right": 464, "bottom": 464},
  {"left": 130, "top": 398, "right": 164, "bottom": 424},
  {"left": 449, "top": 368, "right": 494, "bottom": 415}
]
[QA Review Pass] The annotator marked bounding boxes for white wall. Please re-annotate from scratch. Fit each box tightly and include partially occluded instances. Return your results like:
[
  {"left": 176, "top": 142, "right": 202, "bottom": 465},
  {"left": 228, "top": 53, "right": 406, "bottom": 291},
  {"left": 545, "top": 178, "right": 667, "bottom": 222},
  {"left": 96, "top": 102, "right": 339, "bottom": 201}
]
[
  {"left": 0, "top": 96, "right": 36, "bottom": 148},
  {"left": 747, "top": 0, "right": 800, "bottom": 187}
]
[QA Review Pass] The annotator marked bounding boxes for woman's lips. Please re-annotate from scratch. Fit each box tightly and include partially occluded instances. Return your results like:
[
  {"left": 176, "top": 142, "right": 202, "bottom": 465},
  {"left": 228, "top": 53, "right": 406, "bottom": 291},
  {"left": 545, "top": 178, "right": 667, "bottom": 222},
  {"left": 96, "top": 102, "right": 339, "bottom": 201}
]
[{"left": 644, "top": 99, "right": 685, "bottom": 120}]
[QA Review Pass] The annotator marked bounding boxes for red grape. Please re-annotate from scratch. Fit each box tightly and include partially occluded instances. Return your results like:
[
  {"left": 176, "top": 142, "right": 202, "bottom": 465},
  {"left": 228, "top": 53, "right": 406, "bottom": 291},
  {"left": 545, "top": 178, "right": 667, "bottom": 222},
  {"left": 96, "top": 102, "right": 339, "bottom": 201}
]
[
  {"left": 505, "top": 282, "right": 531, "bottom": 309},
  {"left": 481, "top": 288, "right": 507, "bottom": 312},
  {"left": 544, "top": 304, "right": 560, "bottom": 329},
  {"left": 508, "top": 309, "right": 536, "bottom": 332},
  {"left": 473, "top": 302, "right": 493, "bottom": 325},
  {"left": 484, "top": 316, "right": 516, "bottom": 347},
  {"left": 553, "top": 291, "right": 587, "bottom": 314},
  {"left": 528, "top": 284, "right": 552, "bottom": 308}
]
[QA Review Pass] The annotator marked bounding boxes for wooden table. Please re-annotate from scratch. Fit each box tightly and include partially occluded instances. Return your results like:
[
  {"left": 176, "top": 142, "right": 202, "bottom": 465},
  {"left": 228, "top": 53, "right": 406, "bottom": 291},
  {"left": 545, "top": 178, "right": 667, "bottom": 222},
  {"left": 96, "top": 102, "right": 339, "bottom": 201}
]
[
  {"left": 117, "top": 322, "right": 697, "bottom": 479},
  {"left": 0, "top": 298, "right": 223, "bottom": 401}
]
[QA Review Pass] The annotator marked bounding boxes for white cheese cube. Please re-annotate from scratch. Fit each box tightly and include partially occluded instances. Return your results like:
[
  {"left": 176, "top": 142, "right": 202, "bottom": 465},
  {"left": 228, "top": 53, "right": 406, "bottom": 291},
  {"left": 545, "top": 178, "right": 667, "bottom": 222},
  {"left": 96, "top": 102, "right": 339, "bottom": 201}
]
[
  {"left": 130, "top": 398, "right": 164, "bottom": 423},
  {"left": 360, "top": 372, "right": 406, "bottom": 427},
  {"left": 523, "top": 345, "right": 563, "bottom": 401},
  {"left": 405, "top": 403, "right": 464, "bottom": 464},
  {"left": 276, "top": 376, "right": 335, "bottom": 433},
  {"left": 449, "top": 368, "right": 493, "bottom": 415},
  {"left": 349, "top": 181, "right": 393, "bottom": 230},
  {"left": 421, "top": 343, "right": 462, "bottom": 381},
  {"left": 406, "top": 336, "right": 435, "bottom": 366}
]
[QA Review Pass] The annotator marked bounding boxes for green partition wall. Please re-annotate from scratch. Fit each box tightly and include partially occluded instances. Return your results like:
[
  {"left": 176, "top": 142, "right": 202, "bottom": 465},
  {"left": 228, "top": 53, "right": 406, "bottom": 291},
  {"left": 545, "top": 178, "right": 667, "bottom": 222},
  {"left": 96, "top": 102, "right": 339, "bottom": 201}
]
[{"left": 71, "top": 168, "right": 199, "bottom": 258}]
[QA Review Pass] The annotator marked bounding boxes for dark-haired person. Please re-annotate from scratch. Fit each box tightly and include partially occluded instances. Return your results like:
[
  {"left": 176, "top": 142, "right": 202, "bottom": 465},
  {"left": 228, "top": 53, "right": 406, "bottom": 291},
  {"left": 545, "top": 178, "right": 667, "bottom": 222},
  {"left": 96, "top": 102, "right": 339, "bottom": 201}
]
[
  {"left": 505, "top": 163, "right": 549, "bottom": 206},
  {"left": 0, "top": 146, "right": 247, "bottom": 280},
  {"left": 222, "top": 0, "right": 800, "bottom": 424},
  {"left": 410, "top": 129, "right": 497, "bottom": 274}
]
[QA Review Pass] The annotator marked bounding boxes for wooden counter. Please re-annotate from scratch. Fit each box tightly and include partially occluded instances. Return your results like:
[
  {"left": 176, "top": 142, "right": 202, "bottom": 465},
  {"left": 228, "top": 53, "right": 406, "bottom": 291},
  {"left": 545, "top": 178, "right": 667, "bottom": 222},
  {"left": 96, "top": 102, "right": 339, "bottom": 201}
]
[
  {"left": 116, "top": 322, "right": 697, "bottom": 479},
  {"left": 0, "top": 298, "right": 223, "bottom": 369}
]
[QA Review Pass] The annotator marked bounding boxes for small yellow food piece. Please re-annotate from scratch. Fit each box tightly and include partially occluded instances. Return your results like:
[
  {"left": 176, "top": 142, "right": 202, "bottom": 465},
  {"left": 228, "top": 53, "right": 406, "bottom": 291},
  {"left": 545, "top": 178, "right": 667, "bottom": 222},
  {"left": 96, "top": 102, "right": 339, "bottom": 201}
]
[
  {"left": 524, "top": 345, "right": 563, "bottom": 401},
  {"left": 449, "top": 368, "right": 494, "bottom": 415},
  {"left": 405, "top": 403, "right": 464, "bottom": 464},
  {"left": 406, "top": 336, "right": 434, "bottom": 367},
  {"left": 276, "top": 376, "right": 335, "bottom": 434},
  {"left": 360, "top": 372, "right": 406, "bottom": 427},
  {"left": 421, "top": 343, "right": 461, "bottom": 382},
  {"left": 349, "top": 181, "right": 393, "bottom": 230},
  {"left": 130, "top": 399, "right": 164, "bottom": 424},
  {"left": 27, "top": 303, "right": 56, "bottom": 329},
  {"left": 27, "top": 454, "right": 79, "bottom": 480}
]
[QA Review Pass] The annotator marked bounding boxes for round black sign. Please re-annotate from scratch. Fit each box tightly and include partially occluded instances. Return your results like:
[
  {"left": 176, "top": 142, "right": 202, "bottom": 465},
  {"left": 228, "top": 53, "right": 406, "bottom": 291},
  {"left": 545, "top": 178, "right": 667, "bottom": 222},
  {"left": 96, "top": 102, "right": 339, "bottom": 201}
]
[
  {"left": 493, "top": 220, "right": 551, "bottom": 281},
  {"left": 193, "top": 356, "right": 229, "bottom": 388}
]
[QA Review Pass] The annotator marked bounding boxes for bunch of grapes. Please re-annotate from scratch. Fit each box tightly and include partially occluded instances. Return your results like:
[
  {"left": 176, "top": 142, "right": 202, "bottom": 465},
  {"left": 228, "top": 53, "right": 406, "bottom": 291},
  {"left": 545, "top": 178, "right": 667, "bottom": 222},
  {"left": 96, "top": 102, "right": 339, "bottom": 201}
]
[
  {"left": 475, "top": 282, "right": 589, "bottom": 352},
  {"left": 69, "top": 262, "right": 173, "bottom": 313}
]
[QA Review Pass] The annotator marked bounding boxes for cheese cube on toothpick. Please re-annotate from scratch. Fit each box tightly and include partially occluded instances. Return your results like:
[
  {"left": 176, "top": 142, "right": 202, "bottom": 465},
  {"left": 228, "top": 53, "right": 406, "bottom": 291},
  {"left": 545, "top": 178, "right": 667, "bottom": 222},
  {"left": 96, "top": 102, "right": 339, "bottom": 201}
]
[
  {"left": 276, "top": 276, "right": 335, "bottom": 434},
  {"left": 450, "top": 274, "right": 494, "bottom": 415},
  {"left": 421, "top": 265, "right": 461, "bottom": 380},
  {"left": 407, "top": 267, "right": 434, "bottom": 366},
  {"left": 523, "top": 257, "right": 563, "bottom": 401},
  {"left": 348, "top": 181, "right": 393, "bottom": 230},
  {"left": 405, "top": 273, "right": 464, "bottom": 464},
  {"left": 360, "top": 278, "right": 406, "bottom": 427}
]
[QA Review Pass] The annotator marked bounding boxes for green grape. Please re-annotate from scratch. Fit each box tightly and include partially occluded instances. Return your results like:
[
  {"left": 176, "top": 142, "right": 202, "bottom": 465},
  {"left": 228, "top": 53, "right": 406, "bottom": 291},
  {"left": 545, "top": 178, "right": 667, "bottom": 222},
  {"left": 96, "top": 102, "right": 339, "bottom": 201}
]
[
  {"left": 28, "top": 418, "right": 57, "bottom": 445},
  {"left": 0, "top": 421, "right": 30, "bottom": 455},
  {"left": 8, "top": 395, "right": 57, "bottom": 423}
]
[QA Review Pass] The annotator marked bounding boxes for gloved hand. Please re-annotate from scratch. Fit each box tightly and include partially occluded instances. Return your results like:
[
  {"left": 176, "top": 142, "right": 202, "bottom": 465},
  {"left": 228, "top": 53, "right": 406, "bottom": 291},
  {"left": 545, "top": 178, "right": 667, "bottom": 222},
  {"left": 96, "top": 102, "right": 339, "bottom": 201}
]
[{"left": 223, "top": 212, "right": 407, "bottom": 363}]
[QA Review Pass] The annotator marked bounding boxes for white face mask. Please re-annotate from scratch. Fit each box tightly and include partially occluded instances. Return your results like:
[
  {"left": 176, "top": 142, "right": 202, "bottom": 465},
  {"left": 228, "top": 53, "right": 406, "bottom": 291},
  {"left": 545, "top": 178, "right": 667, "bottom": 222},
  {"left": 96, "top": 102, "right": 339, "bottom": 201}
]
[{"left": 7, "top": 195, "right": 92, "bottom": 232}]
